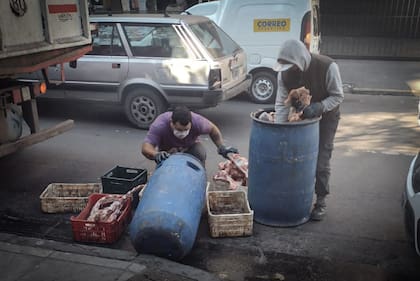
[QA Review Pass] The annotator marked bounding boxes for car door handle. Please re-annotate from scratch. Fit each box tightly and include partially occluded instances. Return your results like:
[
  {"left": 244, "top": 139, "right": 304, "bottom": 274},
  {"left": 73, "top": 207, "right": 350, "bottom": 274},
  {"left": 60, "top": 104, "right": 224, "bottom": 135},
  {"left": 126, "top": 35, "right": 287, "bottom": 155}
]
[
  {"left": 112, "top": 63, "right": 121, "bottom": 69},
  {"left": 169, "top": 63, "right": 190, "bottom": 69}
]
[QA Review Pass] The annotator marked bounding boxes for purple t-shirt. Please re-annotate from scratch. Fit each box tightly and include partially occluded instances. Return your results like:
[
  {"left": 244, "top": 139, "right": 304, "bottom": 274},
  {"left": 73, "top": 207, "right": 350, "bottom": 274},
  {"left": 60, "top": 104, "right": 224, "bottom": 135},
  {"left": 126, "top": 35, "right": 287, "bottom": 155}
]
[{"left": 144, "top": 111, "right": 212, "bottom": 151}]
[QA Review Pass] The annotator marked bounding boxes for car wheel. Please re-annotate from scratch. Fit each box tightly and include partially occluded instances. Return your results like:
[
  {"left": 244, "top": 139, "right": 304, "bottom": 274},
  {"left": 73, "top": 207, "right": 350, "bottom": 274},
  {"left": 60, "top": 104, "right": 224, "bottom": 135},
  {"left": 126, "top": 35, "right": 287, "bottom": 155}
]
[
  {"left": 124, "top": 87, "right": 166, "bottom": 129},
  {"left": 248, "top": 71, "right": 277, "bottom": 104}
]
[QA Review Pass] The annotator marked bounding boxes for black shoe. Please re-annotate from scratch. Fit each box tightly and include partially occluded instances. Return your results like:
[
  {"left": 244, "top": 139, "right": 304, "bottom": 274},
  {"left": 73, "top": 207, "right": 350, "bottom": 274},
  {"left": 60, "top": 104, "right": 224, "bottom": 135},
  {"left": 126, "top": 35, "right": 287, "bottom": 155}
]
[{"left": 311, "top": 204, "right": 326, "bottom": 221}]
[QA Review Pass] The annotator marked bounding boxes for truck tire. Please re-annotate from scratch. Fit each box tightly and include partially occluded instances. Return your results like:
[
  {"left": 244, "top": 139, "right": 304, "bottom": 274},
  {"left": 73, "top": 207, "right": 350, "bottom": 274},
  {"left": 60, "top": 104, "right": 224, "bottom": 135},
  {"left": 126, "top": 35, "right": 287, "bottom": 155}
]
[
  {"left": 248, "top": 71, "right": 277, "bottom": 104},
  {"left": 5, "top": 104, "right": 24, "bottom": 142},
  {"left": 124, "top": 87, "right": 167, "bottom": 129}
]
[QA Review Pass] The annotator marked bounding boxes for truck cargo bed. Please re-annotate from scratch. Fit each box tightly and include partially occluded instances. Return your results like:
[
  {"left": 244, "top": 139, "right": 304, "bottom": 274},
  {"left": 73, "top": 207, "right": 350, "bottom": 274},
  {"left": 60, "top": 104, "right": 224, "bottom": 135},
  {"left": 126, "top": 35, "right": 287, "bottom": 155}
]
[{"left": 0, "top": 0, "right": 91, "bottom": 77}]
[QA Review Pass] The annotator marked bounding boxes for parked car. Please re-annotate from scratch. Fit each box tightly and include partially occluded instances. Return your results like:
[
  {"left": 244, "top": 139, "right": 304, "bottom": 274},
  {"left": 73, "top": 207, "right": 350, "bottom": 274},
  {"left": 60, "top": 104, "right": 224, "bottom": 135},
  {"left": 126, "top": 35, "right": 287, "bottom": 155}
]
[
  {"left": 22, "top": 14, "right": 251, "bottom": 129},
  {"left": 403, "top": 152, "right": 420, "bottom": 256},
  {"left": 185, "top": 0, "right": 321, "bottom": 104}
]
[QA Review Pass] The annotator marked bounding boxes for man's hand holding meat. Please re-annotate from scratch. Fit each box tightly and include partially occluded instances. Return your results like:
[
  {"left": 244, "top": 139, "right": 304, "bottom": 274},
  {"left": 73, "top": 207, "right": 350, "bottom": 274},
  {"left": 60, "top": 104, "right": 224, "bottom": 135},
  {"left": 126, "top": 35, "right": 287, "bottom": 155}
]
[
  {"left": 217, "top": 145, "right": 239, "bottom": 159},
  {"left": 302, "top": 102, "right": 324, "bottom": 119}
]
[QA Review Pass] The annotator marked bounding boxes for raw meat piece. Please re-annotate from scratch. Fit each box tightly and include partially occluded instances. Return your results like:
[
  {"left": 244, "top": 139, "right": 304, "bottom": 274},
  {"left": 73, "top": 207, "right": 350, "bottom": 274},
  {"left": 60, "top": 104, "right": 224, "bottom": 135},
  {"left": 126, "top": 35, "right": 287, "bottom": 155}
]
[
  {"left": 285, "top": 87, "right": 311, "bottom": 122},
  {"left": 213, "top": 155, "right": 248, "bottom": 190},
  {"left": 87, "top": 195, "right": 128, "bottom": 222},
  {"left": 258, "top": 111, "right": 275, "bottom": 122}
]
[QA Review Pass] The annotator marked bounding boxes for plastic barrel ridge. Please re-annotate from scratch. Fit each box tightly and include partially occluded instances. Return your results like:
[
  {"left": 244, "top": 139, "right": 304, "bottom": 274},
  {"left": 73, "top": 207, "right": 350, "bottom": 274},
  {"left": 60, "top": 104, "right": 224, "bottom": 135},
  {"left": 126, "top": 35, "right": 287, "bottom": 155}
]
[
  {"left": 248, "top": 110, "right": 320, "bottom": 227},
  {"left": 129, "top": 153, "right": 207, "bottom": 260}
]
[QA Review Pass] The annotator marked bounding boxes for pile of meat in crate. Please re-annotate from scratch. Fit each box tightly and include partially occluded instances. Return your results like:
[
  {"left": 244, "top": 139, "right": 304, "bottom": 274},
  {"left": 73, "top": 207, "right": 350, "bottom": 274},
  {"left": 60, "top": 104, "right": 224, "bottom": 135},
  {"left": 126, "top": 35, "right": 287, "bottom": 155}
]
[
  {"left": 208, "top": 153, "right": 254, "bottom": 238},
  {"left": 39, "top": 166, "right": 147, "bottom": 244}
]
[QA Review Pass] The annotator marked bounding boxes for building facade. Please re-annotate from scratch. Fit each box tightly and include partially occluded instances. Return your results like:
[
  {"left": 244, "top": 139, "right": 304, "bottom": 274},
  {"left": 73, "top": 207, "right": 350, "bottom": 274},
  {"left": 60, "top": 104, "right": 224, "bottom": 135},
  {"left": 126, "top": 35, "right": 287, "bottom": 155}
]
[{"left": 321, "top": 0, "right": 420, "bottom": 59}]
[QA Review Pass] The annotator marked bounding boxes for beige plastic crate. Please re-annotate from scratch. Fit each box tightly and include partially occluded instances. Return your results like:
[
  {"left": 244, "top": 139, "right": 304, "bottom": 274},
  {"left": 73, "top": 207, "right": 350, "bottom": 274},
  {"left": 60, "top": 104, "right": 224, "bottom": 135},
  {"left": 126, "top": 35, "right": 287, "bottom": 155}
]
[
  {"left": 207, "top": 190, "right": 253, "bottom": 238},
  {"left": 40, "top": 183, "right": 102, "bottom": 213}
]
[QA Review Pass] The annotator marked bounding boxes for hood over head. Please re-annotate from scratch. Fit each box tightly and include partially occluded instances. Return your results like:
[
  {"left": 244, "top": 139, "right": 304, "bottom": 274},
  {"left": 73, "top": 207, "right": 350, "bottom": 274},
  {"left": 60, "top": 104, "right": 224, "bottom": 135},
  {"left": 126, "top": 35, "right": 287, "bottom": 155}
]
[{"left": 273, "top": 39, "right": 311, "bottom": 72}]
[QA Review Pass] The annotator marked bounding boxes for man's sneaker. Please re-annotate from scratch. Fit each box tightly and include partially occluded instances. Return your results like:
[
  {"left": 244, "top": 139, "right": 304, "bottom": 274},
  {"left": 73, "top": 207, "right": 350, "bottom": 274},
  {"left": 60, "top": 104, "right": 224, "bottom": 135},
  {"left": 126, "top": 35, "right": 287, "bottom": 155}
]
[{"left": 310, "top": 204, "right": 326, "bottom": 221}]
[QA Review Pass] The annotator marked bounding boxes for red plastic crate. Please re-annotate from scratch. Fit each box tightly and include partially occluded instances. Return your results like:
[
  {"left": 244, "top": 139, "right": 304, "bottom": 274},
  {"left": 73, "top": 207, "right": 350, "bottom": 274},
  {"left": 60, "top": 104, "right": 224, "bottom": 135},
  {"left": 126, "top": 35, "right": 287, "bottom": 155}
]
[{"left": 70, "top": 193, "right": 132, "bottom": 244}]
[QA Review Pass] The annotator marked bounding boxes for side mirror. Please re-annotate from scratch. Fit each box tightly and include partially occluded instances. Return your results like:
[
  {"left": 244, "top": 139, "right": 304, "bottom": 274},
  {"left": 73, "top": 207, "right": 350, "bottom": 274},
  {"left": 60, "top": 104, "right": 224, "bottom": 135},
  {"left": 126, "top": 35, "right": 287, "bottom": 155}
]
[{"left": 69, "top": 60, "right": 77, "bottom": 68}]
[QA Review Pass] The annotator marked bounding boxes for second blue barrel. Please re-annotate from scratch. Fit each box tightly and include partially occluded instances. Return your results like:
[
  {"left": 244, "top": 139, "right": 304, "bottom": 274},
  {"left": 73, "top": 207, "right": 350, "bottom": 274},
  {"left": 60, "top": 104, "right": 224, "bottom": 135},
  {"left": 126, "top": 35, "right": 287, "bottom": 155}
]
[
  {"left": 248, "top": 111, "right": 320, "bottom": 227},
  {"left": 129, "top": 153, "right": 206, "bottom": 260}
]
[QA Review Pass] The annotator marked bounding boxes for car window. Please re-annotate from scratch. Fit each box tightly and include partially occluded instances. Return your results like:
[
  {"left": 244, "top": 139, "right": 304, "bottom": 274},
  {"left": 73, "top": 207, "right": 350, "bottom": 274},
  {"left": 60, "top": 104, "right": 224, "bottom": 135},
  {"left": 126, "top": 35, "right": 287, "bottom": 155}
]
[
  {"left": 89, "top": 23, "right": 126, "bottom": 56},
  {"left": 122, "top": 24, "right": 189, "bottom": 58},
  {"left": 189, "top": 21, "right": 241, "bottom": 58}
]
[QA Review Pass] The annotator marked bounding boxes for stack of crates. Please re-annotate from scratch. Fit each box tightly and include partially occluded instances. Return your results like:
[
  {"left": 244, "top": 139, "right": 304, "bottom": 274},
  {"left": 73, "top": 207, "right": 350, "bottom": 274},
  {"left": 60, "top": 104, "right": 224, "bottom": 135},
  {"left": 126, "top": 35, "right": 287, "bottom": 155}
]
[
  {"left": 101, "top": 166, "right": 148, "bottom": 206},
  {"left": 70, "top": 165, "right": 147, "bottom": 244}
]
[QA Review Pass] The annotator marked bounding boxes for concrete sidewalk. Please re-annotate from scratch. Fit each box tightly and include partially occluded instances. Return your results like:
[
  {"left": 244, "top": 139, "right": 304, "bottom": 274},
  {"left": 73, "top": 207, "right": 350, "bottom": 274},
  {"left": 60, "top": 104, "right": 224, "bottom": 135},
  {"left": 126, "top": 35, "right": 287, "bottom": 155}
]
[
  {"left": 0, "top": 232, "right": 220, "bottom": 281},
  {"left": 337, "top": 59, "right": 420, "bottom": 95}
]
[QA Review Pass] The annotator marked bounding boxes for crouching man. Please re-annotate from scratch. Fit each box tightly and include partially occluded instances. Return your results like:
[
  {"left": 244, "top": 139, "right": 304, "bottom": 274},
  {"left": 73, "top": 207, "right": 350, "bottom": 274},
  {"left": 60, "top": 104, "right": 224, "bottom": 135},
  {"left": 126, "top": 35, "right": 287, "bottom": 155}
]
[{"left": 141, "top": 106, "right": 238, "bottom": 166}]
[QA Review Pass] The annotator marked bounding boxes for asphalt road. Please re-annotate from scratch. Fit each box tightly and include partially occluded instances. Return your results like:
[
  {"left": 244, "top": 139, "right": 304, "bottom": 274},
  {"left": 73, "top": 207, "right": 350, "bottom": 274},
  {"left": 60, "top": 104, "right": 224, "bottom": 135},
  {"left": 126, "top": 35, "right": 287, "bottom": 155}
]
[{"left": 0, "top": 92, "right": 420, "bottom": 280}]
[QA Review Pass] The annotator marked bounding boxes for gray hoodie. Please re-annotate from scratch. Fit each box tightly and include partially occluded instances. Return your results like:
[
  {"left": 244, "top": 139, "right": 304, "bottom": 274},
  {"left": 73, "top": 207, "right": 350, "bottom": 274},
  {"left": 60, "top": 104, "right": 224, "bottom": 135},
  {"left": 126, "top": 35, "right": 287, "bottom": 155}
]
[{"left": 274, "top": 39, "right": 344, "bottom": 122}]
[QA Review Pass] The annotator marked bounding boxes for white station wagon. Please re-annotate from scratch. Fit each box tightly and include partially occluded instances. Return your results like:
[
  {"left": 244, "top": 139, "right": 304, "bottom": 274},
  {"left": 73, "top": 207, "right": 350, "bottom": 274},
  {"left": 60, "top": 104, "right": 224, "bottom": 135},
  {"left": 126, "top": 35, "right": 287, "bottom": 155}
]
[{"left": 26, "top": 14, "right": 251, "bottom": 129}]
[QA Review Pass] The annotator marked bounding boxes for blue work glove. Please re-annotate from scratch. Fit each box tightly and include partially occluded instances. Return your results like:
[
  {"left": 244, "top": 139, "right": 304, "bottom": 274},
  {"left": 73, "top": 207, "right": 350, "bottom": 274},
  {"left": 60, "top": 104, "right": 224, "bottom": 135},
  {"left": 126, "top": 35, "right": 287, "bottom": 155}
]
[
  {"left": 218, "top": 145, "right": 238, "bottom": 159},
  {"left": 154, "top": 151, "right": 170, "bottom": 164},
  {"left": 302, "top": 102, "right": 324, "bottom": 119}
]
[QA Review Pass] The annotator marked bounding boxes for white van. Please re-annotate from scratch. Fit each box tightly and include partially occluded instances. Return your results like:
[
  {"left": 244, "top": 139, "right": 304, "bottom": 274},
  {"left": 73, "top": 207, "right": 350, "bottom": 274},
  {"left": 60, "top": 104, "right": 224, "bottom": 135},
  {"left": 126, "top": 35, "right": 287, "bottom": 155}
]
[{"left": 185, "top": 0, "right": 321, "bottom": 103}]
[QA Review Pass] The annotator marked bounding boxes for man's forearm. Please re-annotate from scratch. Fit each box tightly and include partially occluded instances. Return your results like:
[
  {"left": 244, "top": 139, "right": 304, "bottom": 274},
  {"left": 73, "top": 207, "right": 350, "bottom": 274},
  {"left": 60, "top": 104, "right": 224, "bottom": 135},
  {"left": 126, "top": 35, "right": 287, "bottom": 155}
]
[
  {"left": 209, "top": 125, "right": 223, "bottom": 148},
  {"left": 322, "top": 63, "right": 344, "bottom": 111},
  {"left": 275, "top": 79, "right": 291, "bottom": 122},
  {"left": 141, "top": 143, "right": 157, "bottom": 160}
]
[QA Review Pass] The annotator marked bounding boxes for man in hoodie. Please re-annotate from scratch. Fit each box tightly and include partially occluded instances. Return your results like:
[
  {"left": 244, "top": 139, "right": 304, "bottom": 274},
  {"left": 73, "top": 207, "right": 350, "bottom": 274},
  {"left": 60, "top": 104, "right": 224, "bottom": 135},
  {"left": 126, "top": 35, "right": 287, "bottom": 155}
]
[
  {"left": 141, "top": 106, "right": 238, "bottom": 166},
  {"left": 273, "top": 39, "right": 344, "bottom": 221}
]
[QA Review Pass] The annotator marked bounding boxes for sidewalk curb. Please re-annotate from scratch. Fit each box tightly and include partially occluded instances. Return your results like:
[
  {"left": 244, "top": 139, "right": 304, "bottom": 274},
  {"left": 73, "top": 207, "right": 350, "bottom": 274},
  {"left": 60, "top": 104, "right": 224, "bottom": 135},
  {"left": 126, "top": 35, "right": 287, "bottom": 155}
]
[
  {"left": 0, "top": 232, "right": 221, "bottom": 281},
  {"left": 352, "top": 88, "right": 413, "bottom": 96},
  {"left": 342, "top": 84, "right": 414, "bottom": 96}
]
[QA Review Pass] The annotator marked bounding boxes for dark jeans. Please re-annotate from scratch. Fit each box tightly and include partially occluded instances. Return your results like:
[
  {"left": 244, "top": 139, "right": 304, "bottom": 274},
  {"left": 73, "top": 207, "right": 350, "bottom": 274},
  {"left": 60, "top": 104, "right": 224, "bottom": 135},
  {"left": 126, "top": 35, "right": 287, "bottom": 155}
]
[
  {"left": 315, "top": 106, "right": 340, "bottom": 198},
  {"left": 185, "top": 142, "right": 207, "bottom": 166}
]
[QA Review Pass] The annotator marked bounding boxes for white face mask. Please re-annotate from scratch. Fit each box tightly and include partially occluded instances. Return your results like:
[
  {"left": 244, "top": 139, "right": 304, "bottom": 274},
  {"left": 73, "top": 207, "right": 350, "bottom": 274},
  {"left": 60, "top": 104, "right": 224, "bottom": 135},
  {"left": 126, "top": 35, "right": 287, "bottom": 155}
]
[{"left": 173, "top": 129, "right": 190, "bottom": 139}]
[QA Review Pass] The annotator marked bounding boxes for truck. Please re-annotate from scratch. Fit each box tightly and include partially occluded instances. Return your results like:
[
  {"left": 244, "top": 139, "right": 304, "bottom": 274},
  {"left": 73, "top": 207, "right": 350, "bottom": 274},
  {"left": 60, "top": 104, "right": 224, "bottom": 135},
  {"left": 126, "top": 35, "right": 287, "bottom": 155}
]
[
  {"left": 185, "top": 0, "right": 321, "bottom": 104},
  {"left": 0, "top": 0, "right": 92, "bottom": 157}
]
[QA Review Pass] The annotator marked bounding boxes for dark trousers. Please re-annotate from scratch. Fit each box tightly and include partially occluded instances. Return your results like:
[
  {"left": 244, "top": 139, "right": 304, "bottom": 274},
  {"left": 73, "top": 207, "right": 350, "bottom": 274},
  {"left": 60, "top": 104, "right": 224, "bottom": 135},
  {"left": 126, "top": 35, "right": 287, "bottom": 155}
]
[
  {"left": 315, "top": 107, "right": 340, "bottom": 197},
  {"left": 185, "top": 142, "right": 207, "bottom": 166}
]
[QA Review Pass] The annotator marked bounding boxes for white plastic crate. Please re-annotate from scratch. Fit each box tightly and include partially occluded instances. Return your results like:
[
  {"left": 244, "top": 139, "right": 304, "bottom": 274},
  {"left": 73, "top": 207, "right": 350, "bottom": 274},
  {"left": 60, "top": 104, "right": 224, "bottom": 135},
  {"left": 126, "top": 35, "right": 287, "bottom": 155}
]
[
  {"left": 207, "top": 190, "right": 253, "bottom": 238},
  {"left": 40, "top": 183, "right": 102, "bottom": 213}
]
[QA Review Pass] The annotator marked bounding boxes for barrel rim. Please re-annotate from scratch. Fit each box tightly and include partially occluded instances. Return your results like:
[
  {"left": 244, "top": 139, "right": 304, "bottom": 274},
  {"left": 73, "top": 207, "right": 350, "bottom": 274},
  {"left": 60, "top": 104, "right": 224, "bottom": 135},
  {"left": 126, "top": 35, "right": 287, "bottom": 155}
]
[
  {"left": 251, "top": 108, "right": 321, "bottom": 126},
  {"left": 163, "top": 152, "right": 204, "bottom": 168}
]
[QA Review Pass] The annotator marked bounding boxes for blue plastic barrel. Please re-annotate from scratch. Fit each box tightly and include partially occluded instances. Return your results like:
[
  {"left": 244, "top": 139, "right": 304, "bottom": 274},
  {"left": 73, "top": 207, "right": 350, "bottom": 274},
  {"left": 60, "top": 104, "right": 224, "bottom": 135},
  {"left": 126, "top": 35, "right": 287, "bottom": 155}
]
[
  {"left": 129, "top": 153, "right": 206, "bottom": 260},
  {"left": 248, "top": 111, "right": 320, "bottom": 227}
]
